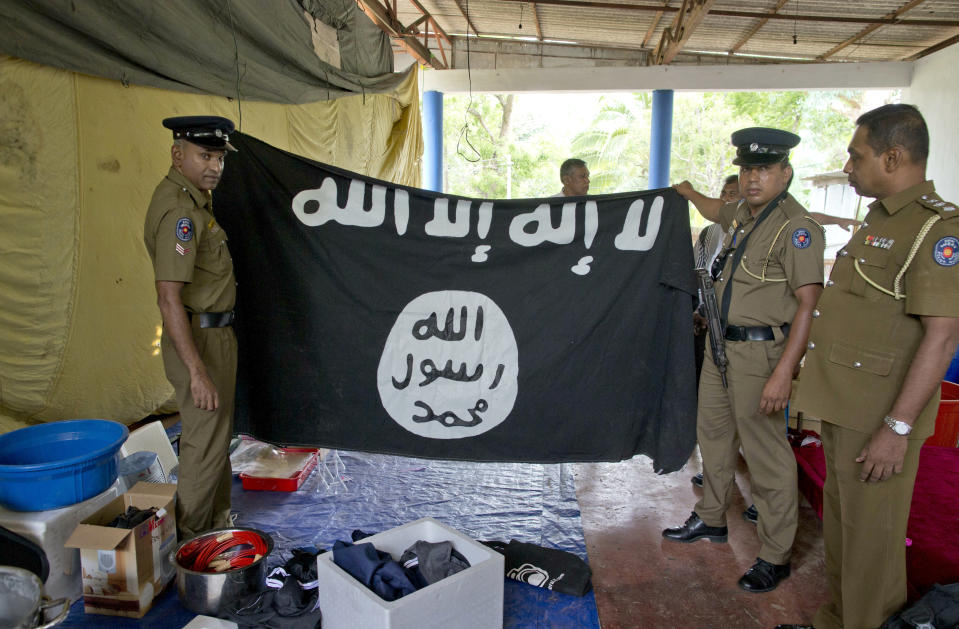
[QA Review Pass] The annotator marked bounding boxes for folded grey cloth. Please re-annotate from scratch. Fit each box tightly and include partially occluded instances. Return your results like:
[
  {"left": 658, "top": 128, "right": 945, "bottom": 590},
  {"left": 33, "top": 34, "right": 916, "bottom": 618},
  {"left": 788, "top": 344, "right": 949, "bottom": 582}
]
[{"left": 399, "top": 540, "right": 471, "bottom": 585}]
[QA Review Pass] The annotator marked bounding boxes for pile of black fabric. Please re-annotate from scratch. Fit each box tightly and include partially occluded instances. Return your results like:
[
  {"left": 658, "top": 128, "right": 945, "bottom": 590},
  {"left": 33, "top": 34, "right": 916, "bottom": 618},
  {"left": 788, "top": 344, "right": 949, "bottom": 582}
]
[
  {"left": 881, "top": 582, "right": 959, "bottom": 628},
  {"left": 223, "top": 548, "right": 323, "bottom": 629},
  {"left": 332, "top": 533, "right": 471, "bottom": 601},
  {"left": 106, "top": 506, "right": 157, "bottom": 529}
]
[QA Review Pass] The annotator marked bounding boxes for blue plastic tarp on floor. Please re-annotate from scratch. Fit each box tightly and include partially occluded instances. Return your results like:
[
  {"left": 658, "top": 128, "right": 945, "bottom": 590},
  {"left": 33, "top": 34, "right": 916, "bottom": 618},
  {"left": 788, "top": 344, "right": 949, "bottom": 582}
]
[{"left": 59, "top": 450, "right": 599, "bottom": 628}]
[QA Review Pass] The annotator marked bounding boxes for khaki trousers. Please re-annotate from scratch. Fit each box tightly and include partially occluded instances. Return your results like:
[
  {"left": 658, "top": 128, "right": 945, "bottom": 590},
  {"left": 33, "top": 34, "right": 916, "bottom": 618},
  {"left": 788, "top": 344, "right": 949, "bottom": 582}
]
[
  {"left": 696, "top": 339, "right": 798, "bottom": 565},
  {"left": 162, "top": 322, "right": 237, "bottom": 539},
  {"left": 813, "top": 422, "right": 922, "bottom": 629}
]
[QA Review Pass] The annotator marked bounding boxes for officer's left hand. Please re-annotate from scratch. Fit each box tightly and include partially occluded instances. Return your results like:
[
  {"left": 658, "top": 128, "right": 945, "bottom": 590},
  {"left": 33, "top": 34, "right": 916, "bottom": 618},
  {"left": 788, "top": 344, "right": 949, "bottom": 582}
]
[
  {"left": 693, "top": 312, "right": 708, "bottom": 335},
  {"left": 856, "top": 427, "right": 908, "bottom": 483},
  {"left": 758, "top": 370, "right": 792, "bottom": 414}
]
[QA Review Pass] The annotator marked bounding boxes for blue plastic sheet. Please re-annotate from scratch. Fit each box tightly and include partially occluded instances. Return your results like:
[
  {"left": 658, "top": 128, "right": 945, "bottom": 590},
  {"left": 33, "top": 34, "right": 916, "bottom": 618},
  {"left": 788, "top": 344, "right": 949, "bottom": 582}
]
[{"left": 60, "top": 449, "right": 599, "bottom": 628}]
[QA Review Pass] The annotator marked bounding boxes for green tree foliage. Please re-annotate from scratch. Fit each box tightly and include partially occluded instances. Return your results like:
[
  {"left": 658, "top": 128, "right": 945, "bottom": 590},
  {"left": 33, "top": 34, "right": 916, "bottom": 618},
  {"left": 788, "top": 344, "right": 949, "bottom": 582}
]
[
  {"left": 670, "top": 93, "right": 741, "bottom": 225},
  {"left": 569, "top": 94, "right": 651, "bottom": 194},
  {"left": 440, "top": 89, "right": 896, "bottom": 218},
  {"left": 728, "top": 90, "right": 867, "bottom": 183},
  {"left": 443, "top": 94, "right": 567, "bottom": 199}
]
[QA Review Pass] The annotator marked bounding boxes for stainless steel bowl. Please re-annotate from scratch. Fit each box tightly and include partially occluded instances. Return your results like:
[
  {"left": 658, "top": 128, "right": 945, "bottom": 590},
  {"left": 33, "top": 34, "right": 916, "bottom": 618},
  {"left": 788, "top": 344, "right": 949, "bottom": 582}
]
[
  {"left": 0, "top": 566, "right": 69, "bottom": 629},
  {"left": 173, "top": 527, "right": 273, "bottom": 616}
]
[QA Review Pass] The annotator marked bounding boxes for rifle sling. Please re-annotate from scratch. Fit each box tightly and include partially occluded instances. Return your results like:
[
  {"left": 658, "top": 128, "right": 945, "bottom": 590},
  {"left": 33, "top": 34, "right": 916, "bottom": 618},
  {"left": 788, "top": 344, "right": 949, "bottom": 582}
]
[{"left": 719, "top": 191, "right": 789, "bottom": 330}]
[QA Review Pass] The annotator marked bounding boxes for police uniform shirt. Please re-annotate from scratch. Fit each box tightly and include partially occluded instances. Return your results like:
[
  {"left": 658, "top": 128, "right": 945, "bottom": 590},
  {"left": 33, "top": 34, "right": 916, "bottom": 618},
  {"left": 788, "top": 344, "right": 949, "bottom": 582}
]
[
  {"left": 143, "top": 167, "right": 236, "bottom": 313},
  {"left": 715, "top": 195, "right": 825, "bottom": 328},
  {"left": 794, "top": 180, "right": 959, "bottom": 438}
]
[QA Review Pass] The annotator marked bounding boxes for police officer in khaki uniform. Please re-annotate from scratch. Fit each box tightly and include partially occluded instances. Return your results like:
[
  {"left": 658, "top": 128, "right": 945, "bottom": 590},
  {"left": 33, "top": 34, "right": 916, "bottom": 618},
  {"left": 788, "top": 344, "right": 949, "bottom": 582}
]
[
  {"left": 664, "top": 128, "right": 824, "bottom": 593},
  {"left": 143, "top": 116, "right": 238, "bottom": 539},
  {"left": 778, "top": 105, "right": 959, "bottom": 629}
]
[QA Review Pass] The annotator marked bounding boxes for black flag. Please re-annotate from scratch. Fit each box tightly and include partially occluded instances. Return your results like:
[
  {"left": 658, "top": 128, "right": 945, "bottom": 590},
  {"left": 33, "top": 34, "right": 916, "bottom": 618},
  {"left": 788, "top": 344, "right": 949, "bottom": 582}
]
[{"left": 215, "top": 133, "right": 697, "bottom": 472}]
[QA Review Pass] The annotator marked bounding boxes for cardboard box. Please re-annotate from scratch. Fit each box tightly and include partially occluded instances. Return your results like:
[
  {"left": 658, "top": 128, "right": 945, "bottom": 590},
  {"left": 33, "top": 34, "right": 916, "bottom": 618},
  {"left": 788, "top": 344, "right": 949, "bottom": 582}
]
[
  {"left": 0, "top": 480, "right": 121, "bottom": 603},
  {"left": 316, "top": 517, "right": 504, "bottom": 629},
  {"left": 65, "top": 482, "right": 177, "bottom": 618}
]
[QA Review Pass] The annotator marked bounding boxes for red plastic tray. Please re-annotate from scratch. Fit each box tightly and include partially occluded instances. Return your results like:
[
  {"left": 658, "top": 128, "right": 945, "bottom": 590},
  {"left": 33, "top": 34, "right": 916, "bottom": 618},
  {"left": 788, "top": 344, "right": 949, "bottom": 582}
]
[{"left": 239, "top": 447, "right": 318, "bottom": 491}]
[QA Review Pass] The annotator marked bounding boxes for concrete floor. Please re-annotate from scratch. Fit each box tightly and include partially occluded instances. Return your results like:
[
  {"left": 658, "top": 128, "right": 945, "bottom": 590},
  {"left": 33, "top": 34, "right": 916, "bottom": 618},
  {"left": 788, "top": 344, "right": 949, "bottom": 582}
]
[{"left": 573, "top": 451, "right": 828, "bottom": 629}]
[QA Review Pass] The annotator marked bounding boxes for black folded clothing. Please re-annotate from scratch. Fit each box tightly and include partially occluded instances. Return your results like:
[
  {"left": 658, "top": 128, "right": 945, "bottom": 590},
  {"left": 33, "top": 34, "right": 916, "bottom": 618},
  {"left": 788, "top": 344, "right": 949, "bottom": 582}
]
[
  {"left": 106, "top": 506, "right": 157, "bottom": 529},
  {"left": 399, "top": 540, "right": 471, "bottom": 586},
  {"left": 226, "top": 547, "right": 323, "bottom": 629},
  {"left": 483, "top": 540, "right": 592, "bottom": 596}
]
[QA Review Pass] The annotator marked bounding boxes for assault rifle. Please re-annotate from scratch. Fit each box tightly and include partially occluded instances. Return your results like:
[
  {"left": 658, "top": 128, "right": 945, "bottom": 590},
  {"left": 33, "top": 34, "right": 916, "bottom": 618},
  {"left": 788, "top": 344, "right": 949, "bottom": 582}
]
[{"left": 696, "top": 268, "right": 728, "bottom": 388}]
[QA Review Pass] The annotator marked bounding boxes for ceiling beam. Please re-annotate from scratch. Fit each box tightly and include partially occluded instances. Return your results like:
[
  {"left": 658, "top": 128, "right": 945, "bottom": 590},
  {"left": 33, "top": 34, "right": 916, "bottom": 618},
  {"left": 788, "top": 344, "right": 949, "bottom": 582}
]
[
  {"left": 642, "top": 1, "right": 671, "bottom": 49},
  {"left": 409, "top": 0, "right": 452, "bottom": 45},
  {"left": 652, "top": 0, "right": 717, "bottom": 66},
  {"left": 728, "top": 0, "right": 788, "bottom": 55},
  {"left": 904, "top": 32, "right": 959, "bottom": 61},
  {"left": 451, "top": 0, "right": 482, "bottom": 36},
  {"left": 408, "top": 14, "right": 429, "bottom": 31},
  {"left": 356, "top": 0, "right": 447, "bottom": 68},
  {"left": 531, "top": 3, "right": 544, "bottom": 41},
  {"left": 432, "top": 19, "right": 450, "bottom": 66},
  {"left": 819, "top": 0, "right": 929, "bottom": 60},
  {"left": 497, "top": 0, "right": 959, "bottom": 27}
]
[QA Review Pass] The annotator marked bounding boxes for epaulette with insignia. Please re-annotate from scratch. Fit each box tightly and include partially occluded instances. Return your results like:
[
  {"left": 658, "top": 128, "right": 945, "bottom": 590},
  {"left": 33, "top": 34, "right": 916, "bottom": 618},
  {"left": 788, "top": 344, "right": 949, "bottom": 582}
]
[
  {"left": 918, "top": 194, "right": 959, "bottom": 219},
  {"left": 802, "top": 214, "right": 826, "bottom": 235},
  {"left": 777, "top": 196, "right": 806, "bottom": 220}
]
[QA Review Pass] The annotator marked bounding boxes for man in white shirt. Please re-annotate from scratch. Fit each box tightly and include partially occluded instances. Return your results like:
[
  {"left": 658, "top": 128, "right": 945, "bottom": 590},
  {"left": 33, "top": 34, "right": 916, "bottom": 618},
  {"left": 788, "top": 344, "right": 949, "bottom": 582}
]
[{"left": 557, "top": 158, "right": 590, "bottom": 197}]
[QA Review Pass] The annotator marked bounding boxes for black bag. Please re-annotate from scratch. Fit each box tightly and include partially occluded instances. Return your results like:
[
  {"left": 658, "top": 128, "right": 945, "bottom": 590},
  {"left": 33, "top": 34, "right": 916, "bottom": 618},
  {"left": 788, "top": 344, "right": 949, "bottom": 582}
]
[
  {"left": 881, "top": 583, "right": 959, "bottom": 629},
  {"left": 483, "top": 540, "right": 592, "bottom": 596},
  {"left": 0, "top": 525, "right": 49, "bottom": 583}
]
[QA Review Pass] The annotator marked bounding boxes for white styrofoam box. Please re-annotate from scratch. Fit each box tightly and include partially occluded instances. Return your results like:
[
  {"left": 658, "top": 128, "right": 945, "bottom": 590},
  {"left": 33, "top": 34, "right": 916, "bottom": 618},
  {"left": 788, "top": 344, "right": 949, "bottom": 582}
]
[
  {"left": 120, "top": 420, "right": 178, "bottom": 482},
  {"left": 0, "top": 480, "right": 121, "bottom": 603},
  {"left": 317, "top": 517, "right": 504, "bottom": 629}
]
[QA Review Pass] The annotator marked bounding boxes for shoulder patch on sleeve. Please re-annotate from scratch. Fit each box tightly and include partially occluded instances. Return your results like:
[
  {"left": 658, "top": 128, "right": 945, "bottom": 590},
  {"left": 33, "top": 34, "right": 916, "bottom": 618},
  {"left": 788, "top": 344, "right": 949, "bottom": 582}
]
[
  {"left": 791, "top": 227, "right": 812, "bottom": 249},
  {"left": 934, "top": 236, "right": 959, "bottom": 266},
  {"left": 175, "top": 217, "right": 194, "bottom": 242}
]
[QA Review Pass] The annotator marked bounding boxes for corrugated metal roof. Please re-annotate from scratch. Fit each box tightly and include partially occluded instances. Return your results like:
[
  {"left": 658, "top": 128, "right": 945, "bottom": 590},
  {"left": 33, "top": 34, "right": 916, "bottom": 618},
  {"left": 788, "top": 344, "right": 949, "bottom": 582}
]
[{"left": 381, "top": 0, "right": 959, "bottom": 66}]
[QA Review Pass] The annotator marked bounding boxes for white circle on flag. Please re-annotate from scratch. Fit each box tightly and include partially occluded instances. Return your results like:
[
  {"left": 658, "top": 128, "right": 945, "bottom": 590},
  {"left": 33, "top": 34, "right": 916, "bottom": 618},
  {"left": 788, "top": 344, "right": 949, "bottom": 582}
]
[{"left": 377, "top": 290, "right": 519, "bottom": 439}]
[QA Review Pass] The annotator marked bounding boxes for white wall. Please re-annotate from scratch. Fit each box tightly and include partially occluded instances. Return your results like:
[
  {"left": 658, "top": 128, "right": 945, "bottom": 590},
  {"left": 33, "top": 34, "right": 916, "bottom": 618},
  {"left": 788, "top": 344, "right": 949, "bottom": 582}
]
[
  {"left": 908, "top": 45, "right": 959, "bottom": 202},
  {"left": 423, "top": 61, "right": 912, "bottom": 94}
]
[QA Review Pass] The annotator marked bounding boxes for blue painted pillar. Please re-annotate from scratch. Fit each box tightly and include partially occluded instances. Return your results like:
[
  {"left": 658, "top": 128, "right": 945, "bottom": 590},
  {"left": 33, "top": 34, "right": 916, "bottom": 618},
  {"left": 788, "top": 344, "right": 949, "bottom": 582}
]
[
  {"left": 649, "top": 89, "right": 674, "bottom": 189},
  {"left": 423, "top": 90, "right": 444, "bottom": 192}
]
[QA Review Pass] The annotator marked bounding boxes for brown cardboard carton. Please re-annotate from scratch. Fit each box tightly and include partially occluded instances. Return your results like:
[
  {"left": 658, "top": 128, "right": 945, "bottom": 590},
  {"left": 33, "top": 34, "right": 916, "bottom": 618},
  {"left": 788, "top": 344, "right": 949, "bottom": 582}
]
[{"left": 65, "top": 482, "right": 177, "bottom": 618}]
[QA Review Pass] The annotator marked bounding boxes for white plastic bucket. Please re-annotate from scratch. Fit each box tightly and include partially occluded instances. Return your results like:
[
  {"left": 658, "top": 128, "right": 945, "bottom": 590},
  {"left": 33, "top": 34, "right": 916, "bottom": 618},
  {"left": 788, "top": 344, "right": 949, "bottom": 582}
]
[{"left": 117, "top": 451, "right": 165, "bottom": 490}]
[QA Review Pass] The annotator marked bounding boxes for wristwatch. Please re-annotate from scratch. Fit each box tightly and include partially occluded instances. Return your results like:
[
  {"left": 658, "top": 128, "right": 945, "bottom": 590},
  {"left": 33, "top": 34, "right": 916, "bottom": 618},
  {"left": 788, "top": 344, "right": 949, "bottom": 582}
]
[{"left": 884, "top": 416, "right": 912, "bottom": 436}]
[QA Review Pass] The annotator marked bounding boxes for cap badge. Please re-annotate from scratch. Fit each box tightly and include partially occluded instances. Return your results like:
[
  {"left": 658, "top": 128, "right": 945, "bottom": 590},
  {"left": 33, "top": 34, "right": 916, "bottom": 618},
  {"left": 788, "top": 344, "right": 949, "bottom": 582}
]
[{"left": 749, "top": 143, "right": 759, "bottom": 152}]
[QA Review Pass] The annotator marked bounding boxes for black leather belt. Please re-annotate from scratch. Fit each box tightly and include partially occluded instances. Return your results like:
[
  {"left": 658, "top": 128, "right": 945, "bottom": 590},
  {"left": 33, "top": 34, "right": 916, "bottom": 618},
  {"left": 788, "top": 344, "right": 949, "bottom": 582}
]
[
  {"left": 724, "top": 323, "right": 790, "bottom": 342},
  {"left": 190, "top": 311, "right": 235, "bottom": 328}
]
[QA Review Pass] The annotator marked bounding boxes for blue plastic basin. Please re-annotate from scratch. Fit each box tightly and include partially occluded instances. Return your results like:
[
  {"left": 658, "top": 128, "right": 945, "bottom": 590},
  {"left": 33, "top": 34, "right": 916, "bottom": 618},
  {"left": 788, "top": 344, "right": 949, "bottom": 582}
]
[{"left": 0, "top": 419, "right": 129, "bottom": 511}]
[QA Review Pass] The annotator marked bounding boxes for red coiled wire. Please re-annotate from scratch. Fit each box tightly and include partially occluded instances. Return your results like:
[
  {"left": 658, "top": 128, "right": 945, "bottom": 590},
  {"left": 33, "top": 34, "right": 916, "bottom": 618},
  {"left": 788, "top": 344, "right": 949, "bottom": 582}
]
[{"left": 176, "top": 530, "right": 269, "bottom": 573}]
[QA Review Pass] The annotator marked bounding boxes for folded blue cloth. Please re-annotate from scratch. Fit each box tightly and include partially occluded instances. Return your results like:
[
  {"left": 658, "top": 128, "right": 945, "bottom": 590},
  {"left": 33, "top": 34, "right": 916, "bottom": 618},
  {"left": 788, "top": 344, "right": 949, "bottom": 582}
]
[{"left": 332, "top": 540, "right": 418, "bottom": 601}]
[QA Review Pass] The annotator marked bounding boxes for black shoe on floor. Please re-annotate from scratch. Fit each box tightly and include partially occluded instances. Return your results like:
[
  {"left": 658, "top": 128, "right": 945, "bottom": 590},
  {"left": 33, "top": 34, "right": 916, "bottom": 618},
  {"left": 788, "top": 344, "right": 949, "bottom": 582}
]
[
  {"left": 662, "top": 512, "right": 728, "bottom": 543},
  {"left": 691, "top": 473, "right": 704, "bottom": 487},
  {"left": 738, "top": 557, "right": 790, "bottom": 592},
  {"left": 742, "top": 504, "right": 758, "bottom": 524}
]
